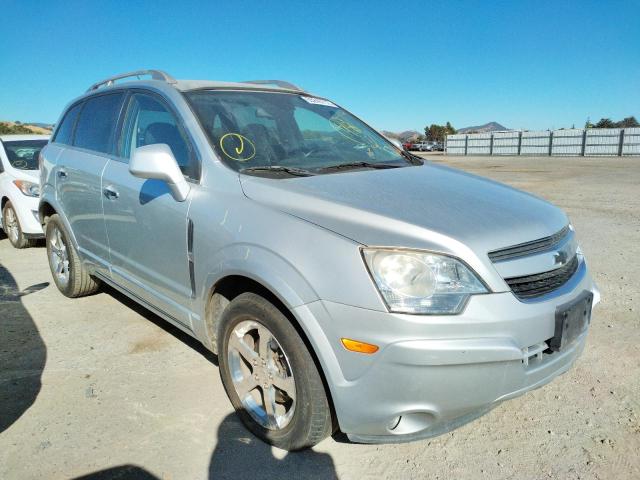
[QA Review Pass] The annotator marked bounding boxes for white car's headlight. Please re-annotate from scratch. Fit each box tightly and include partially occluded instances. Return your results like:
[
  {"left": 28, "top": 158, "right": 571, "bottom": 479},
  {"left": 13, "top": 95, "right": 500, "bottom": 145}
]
[
  {"left": 13, "top": 180, "right": 40, "bottom": 197},
  {"left": 362, "top": 248, "right": 488, "bottom": 314}
]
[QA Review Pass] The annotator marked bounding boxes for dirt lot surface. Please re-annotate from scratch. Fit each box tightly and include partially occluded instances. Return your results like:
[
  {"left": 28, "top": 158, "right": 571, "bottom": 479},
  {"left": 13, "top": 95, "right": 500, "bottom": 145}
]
[{"left": 1, "top": 155, "right": 639, "bottom": 479}]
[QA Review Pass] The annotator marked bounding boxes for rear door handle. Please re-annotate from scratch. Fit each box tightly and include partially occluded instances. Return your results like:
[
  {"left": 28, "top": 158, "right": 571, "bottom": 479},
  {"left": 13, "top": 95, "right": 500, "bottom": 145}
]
[
  {"left": 57, "top": 169, "right": 67, "bottom": 179},
  {"left": 103, "top": 185, "right": 119, "bottom": 200}
]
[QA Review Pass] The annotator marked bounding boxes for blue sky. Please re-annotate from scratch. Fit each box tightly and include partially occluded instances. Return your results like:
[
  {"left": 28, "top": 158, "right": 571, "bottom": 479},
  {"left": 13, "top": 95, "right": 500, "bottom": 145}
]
[{"left": 2, "top": 0, "right": 639, "bottom": 132}]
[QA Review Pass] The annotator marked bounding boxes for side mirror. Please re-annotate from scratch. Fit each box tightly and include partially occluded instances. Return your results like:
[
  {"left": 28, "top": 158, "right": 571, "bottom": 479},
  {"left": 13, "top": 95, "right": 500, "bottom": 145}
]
[{"left": 129, "top": 144, "right": 190, "bottom": 202}]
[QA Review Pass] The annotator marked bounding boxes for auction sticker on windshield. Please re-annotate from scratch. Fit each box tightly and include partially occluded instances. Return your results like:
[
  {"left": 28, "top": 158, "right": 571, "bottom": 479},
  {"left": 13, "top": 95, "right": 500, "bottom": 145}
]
[{"left": 300, "top": 96, "right": 337, "bottom": 107}]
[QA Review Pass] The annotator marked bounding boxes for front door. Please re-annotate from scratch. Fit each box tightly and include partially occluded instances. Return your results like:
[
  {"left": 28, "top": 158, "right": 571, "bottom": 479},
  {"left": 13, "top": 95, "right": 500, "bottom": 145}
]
[{"left": 102, "top": 91, "right": 199, "bottom": 328}]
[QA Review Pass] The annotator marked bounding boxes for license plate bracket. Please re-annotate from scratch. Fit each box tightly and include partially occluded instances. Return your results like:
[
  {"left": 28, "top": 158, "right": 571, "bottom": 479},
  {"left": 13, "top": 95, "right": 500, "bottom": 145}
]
[{"left": 549, "top": 291, "right": 593, "bottom": 352}]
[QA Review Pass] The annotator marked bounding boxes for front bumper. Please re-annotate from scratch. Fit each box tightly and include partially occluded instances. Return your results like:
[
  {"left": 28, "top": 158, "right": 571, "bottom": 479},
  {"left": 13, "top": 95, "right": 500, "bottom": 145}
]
[
  {"left": 1, "top": 193, "right": 43, "bottom": 236},
  {"left": 294, "top": 258, "right": 598, "bottom": 443}
]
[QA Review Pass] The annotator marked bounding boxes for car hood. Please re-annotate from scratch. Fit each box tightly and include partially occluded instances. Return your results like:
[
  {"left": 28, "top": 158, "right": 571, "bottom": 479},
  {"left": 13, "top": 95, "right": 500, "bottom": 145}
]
[{"left": 239, "top": 163, "right": 568, "bottom": 257}]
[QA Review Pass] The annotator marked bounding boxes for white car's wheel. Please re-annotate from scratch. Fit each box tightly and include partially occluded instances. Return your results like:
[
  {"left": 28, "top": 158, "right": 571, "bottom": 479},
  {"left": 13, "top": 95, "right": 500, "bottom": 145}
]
[{"left": 2, "top": 201, "right": 36, "bottom": 249}]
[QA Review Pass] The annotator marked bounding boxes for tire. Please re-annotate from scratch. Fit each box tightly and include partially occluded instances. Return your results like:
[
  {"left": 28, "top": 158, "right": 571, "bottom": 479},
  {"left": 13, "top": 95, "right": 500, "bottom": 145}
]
[
  {"left": 218, "top": 292, "right": 333, "bottom": 450},
  {"left": 2, "top": 201, "right": 36, "bottom": 249},
  {"left": 45, "top": 214, "right": 100, "bottom": 297}
]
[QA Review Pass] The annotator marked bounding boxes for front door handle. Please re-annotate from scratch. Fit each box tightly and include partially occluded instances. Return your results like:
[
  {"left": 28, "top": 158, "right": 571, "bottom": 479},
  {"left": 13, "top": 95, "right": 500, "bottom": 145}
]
[
  {"left": 57, "top": 169, "right": 67, "bottom": 179},
  {"left": 103, "top": 185, "right": 119, "bottom": 200}
]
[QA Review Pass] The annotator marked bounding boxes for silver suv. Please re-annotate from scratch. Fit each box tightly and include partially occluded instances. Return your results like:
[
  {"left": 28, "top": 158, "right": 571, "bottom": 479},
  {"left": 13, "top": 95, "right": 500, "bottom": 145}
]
[{"left": 40, "top": 70, "right": 599, "bottom": 450}]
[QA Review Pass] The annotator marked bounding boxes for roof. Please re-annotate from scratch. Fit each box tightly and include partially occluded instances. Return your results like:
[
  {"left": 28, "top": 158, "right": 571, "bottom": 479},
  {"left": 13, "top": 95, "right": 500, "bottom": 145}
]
[
  {"left": 0, "top": 134, "right": 50, "bottom": 142},
  {"left": 85, "top": 70, "right": 306, "bottom": 95},
  {"left": 173, "top": 79, "right": 302, "bottom": 94}
]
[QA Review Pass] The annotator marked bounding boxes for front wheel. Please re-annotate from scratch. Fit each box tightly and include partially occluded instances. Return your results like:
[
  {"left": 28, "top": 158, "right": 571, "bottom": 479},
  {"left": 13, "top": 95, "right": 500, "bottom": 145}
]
[
  {"left": 2, "top": 201, "right": 36, "bottom": 249},
  {"left": 218, "top": 292, "right": 333, "bottom": 450}
]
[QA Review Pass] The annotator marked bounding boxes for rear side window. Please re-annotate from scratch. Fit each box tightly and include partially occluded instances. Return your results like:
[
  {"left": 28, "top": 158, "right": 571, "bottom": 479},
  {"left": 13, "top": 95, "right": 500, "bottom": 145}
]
[
  {"left": 73, "top": 92, "right": 125, "bottom": 154},
  {"left": 53, "top": 103, "right": 82, "bottom": 145}
]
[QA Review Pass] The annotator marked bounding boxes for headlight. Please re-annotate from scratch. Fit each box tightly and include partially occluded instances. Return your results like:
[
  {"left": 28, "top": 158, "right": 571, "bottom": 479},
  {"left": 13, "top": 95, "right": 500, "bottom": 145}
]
[
  {"left": 13, "top": 180, "right": 40, "bottom": 197},
  {"left": 362, "top": 248, "right": 488, "bottom": 314}
]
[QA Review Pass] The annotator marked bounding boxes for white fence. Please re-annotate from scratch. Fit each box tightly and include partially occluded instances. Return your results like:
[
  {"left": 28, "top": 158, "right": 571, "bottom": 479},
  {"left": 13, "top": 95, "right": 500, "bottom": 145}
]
[{"left": 446, "top": 128, "right": 640, "bottom": 156}]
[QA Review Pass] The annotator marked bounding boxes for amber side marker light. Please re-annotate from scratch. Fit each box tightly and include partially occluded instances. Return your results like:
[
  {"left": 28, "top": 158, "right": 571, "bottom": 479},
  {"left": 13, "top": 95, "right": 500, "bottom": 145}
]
[{"left": 341, "top": 338, "right": 379, "bottom": 354}]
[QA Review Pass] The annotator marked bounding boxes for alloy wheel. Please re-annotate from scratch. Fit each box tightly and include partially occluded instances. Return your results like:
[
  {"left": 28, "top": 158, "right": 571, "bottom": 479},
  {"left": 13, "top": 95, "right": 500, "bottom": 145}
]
[
  {"left": 49, "top": 226, "right": 70, "bottom": 288},
  {"left": 4, "top": 206, "right": 20, "bottom": 244},
  {"left": 227, "top": 320, "right": 296, "bottom": 430}
]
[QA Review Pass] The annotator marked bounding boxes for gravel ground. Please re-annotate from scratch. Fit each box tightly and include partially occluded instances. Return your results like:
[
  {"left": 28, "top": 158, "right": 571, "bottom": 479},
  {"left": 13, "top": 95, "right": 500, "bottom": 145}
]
[{"left": 1, "top": 155, "right": 638, "bottom": 479}]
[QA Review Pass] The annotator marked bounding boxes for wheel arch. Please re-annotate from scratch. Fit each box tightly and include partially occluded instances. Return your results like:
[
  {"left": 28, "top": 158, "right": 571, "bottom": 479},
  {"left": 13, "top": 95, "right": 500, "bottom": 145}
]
[
  {"left": 38, "top": 200, "right": 57, "bottom": 225},
  {"left": 204, "top": 273, "right": 338, "bottom": 430},
  {"left": 37, "top": 198, "right": 79, "bottom": 251}
]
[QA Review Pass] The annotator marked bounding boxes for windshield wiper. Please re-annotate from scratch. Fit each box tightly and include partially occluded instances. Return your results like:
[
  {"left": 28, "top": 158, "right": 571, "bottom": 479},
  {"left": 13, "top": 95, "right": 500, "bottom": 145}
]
[
  {"left": 402, "top": 151, "right": 425, "bottom": 165},
  {"left": 317, "top": 161, "right": 403, "bottom": 172},
  {"left": 240, "top": 165, "right": 316, "bottom": 177}
]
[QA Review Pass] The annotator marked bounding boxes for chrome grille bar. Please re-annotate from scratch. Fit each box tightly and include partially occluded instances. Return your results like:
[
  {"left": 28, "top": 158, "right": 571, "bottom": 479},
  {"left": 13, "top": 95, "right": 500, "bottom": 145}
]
[{"left": 488, "top": 225, "right": 570, "bottom": 262}]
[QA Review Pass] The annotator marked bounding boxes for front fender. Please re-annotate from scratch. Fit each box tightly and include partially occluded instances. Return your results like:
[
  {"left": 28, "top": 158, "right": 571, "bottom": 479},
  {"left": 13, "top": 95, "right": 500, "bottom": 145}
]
[{"left": 198, "top": 243, "right": 319, "bottom": 314}]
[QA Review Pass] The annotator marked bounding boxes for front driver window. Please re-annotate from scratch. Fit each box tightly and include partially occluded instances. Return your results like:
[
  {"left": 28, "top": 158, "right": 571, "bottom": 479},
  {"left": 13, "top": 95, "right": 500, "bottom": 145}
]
[{"left": 123, "top": 93, "right": 198, "bottom": 179}]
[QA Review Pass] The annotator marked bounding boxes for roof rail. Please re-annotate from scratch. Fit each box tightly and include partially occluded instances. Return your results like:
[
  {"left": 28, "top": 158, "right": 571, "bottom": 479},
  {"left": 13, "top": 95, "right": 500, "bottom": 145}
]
[
  {"left": 86, "top": 70, "right": 177, "bottom": 92},
  {"left": 242, "top": 79, "right": 304, "bottom": 92}
]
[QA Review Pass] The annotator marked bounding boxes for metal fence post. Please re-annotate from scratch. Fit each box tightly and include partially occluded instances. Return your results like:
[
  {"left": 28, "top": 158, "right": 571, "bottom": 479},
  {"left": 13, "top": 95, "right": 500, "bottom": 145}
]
[
  {"left": 548, "top": 131, "right": 554, "bottom": 156},
  {"left": 618, "top": 129, "right": 625, "bottom": 156},
  {"left": 464, "top": 135, "right": 468, "bottom": 155},
  {"left": 581, "top": 129, "right": 587, "bottom": 156},
  {"left": 489, "top": 133, "right": 494, "bottom": 155},
  {"left": 517, "top": 131, "right": 522, "bottom": 155}
]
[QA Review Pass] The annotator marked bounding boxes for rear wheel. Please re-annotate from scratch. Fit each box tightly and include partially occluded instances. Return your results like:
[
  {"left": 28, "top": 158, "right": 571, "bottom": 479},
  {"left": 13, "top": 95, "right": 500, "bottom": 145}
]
[
  {"left": 2, "top": 201, "right": 36, "bottom": 249},
  {"left": 45, "top": 214, "right": 100, "bottom": 297},
  {"left": 218, "top": 292, "right": 333, "bottom": 450}
]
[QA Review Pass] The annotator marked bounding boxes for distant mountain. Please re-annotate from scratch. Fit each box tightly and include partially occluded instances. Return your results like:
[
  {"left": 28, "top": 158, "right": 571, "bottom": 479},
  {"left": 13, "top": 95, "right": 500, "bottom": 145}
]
[
  {"left": 380, "top": 130, "right": 421, "bottom": 142},
  {"left": 27, "top": 122, "right": 55, "bottom": 130},
  {"left": 457, "top": 122, "right": 509, "bottom": 134},
  {"left": 0, "top": 121, "right": 52, "bottom": 135}
]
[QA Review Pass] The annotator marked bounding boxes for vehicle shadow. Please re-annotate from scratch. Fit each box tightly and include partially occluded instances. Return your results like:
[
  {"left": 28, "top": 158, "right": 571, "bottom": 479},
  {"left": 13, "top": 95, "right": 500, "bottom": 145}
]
[
  {"left": 73, "top": 413, "right": 338, "bottom": 480},
  {"left": 208, "top": 413, "right": 338, "bottom": 480},
  {"left": 0, "top": 262, "right": 48, "bottom": 433}
]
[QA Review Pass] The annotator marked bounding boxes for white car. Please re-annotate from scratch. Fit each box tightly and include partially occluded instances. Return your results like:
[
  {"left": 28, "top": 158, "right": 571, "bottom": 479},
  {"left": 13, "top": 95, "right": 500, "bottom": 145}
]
[{"left": 0, "top": 134, "right": 49, "bottom": 248}]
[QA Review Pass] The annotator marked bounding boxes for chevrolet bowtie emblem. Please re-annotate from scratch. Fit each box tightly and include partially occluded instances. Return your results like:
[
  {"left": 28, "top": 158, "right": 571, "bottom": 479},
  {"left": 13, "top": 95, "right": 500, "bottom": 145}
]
[{"left": 554, "top": 250, "right": 568, "bottom": 265}]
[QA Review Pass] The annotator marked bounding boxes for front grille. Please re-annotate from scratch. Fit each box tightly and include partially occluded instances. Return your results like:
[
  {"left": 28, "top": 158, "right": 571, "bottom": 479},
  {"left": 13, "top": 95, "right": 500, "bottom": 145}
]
[
  {"left": 505, "top": 255, "right": 579, "bottom": 299},
  {"left": 488, "top": 225, "right": 570, "bottom": 262}
]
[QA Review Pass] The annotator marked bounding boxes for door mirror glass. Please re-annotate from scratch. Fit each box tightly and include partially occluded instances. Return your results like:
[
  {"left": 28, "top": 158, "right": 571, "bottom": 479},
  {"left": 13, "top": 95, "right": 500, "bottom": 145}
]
[{"left": 129, "top": 144, "right": 190, "bottom": 202}]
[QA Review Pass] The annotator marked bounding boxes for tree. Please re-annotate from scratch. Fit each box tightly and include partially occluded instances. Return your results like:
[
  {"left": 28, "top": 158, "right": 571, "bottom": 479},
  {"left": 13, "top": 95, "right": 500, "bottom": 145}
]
[
  {"left": 585, "top": 117, "right": 594, "bottom": 129},
  {"left": 590, "top": 117, "right": 639, "bottom": 129},
  {"left": 617, "top": 116, "right": 639, "bottom": 128},
  {"left": 594, "top": 118, "right": 615, "bottom": 128},
  {"left": 424, "top": 122, "right": 456, "bottom": 142}
]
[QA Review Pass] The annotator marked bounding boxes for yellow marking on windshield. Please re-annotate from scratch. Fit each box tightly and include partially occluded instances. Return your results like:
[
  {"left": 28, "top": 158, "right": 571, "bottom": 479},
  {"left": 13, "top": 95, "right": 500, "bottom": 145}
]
[
  {"left": 329, "top": 116, "right": 382, "bottom": 150},
  {"left": 220, "top": 133, "right": 256, "bottom": 162}
]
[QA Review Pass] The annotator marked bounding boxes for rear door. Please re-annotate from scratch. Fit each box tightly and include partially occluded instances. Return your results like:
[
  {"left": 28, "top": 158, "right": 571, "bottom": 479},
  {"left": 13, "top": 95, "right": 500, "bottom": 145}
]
[
  {"left": 102, "top": 91, "right": 198, "bottom": 328},
  {"left": 55, "top": 92, "right": 126, "bottom": 272}
]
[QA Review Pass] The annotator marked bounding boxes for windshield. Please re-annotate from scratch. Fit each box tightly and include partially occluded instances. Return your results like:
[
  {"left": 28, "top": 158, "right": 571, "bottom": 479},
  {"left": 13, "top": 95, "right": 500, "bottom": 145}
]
[
  {"left": 2, "top": 140, "right": 48, "bottom": 170},
  {"left": 186, "top": 91, "right": 416, "bottom": 175}
]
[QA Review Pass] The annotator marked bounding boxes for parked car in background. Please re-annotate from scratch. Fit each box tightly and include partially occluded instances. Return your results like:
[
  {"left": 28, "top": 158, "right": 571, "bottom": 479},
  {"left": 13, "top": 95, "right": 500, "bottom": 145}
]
[
  {"left": 40, "top": 70, "right": 598, "bottom": 451},
  {"left": 409, "top": 142, "right": 435, "bottom": 152},
  {"left": 402, "top": 141, "right": 412, "bottom": 151},
  {"left": 433, "top": 142, "right": 444, "bottom": 151},
  {"left": 0, "top": 134, "right": 49, "bottom": 248}
]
